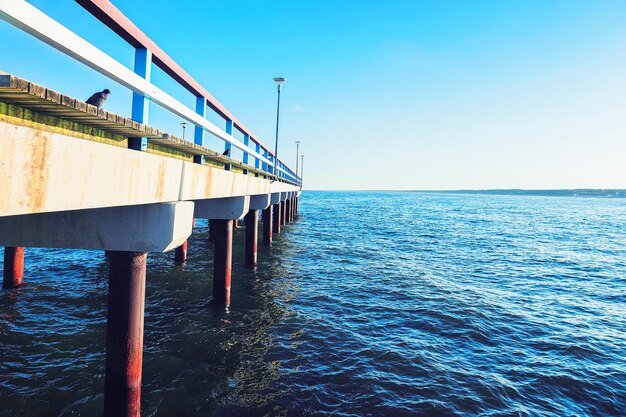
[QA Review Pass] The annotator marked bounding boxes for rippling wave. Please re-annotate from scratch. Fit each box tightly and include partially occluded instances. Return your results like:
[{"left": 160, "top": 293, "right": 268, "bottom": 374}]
[{"left": 1, "top": 191, "right": 625, "bottom": 416}]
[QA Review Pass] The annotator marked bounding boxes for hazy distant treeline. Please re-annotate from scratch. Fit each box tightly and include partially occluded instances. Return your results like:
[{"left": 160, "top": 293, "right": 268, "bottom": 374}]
[{"left": 434, "top": 189, "right": 626, "bottom": 198}]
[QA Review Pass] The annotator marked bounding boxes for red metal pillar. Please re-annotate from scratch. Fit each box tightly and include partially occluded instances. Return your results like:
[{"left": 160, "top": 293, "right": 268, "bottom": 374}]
[
  {"left": 174, "top": 219, "right": 194, "bottom": 263},
  {"left": 174, "top": 240, "right": 188, "bottom": 263},
  {"left": 3, "top": 247, "right": 24, "bottom": 289},
  {"left": 281, "top": 201, "right": 287, "bottom": 226},
  {"left": 292, "top": 198, "right": 296, "bottom": 220},
  {"left": 233, "top": 219, "right": 239, "bottom": 229},
  {"left": 208, "top": 219, "right": 215, "bottom": 242},
  {"left": 244, "top": 209, "right": 258, "bottom": 267},
  {"left": 104, "top": 251, "right": 147, "bottom": 417},
  {"left": 213, "top": 219, "right": 233, "bottom": 305},
  {"left": 285, "top": 199, "right": 291, "bottom": 223},
  {"left": 295, "top": 197, "right": 298, "bottom": 216},
  {"left": 263, "top": 205, "right": 273, "bottom": 244},
  {"left": 272, "top": 203, "right": 281, "bottom": 235},
  {"left": 289, "top": 198, "right": 294, "bottom": 221}
]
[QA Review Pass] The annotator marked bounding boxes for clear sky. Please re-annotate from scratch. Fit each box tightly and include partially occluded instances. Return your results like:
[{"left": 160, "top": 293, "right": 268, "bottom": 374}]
[{"left": 2, "top": 0, "right": 626, "bottom": 190}]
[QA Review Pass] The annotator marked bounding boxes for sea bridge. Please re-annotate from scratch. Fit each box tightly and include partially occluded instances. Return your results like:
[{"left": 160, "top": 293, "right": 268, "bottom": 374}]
[{"left": 0, "top": 1, "right": 301, "bottom": 416}]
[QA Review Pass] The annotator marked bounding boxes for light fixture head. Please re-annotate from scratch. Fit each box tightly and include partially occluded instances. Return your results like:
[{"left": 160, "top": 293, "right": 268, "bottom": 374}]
[{"left": 273, "top": 77, "right": 287, "bottom": 85}]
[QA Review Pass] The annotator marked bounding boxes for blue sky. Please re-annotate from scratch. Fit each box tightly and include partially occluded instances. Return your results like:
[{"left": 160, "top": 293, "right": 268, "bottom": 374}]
[{"left": 2, "top": 0, "right": 626, "bottom": 190}]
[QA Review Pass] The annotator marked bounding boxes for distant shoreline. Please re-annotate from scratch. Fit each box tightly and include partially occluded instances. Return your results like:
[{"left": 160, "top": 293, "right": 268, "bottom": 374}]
[
  {"left": 418, "top": 189, "right": 626, "bottom": 198},
  {"left": 306, "top": 189, "right": 626, "bottom": 198}
]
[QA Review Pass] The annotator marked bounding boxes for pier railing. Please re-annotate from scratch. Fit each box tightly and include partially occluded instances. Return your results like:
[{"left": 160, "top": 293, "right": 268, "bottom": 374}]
[{"left": 0, "top": 0, "right": 300, "bottom": 184}]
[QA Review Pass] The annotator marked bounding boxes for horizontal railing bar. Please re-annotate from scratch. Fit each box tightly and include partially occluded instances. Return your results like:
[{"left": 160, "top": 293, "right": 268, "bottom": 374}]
[{"left": 0, "top": 0, "right": 273, "bottom": 167}]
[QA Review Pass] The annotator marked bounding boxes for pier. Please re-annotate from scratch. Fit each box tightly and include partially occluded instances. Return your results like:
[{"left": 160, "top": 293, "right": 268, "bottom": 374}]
[{"left": 0, "top": 1, "right": 301, "bottom": 416}]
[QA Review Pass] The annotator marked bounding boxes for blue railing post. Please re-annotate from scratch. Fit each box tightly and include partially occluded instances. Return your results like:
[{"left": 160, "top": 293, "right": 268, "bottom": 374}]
[
  {"left": 193, "top": 96, "right": 205, "bottom": 164},
  {"left": 242, "top": 133, "right": 249, "bottom": 174},
  {"left": 129, "top": 48, "right": 152, "bottom": 151},
  {"left": 262, "top": 149, "right": 268, "bottom": 174},
  {"left": 255, "top": 143, "right": 261, "bottom": 176},
  {"left": 267, "top": 152, "right": 274, "bottom": 174},
  {"left": 224, "top": 119, "right": 233, "bottom": 171}
]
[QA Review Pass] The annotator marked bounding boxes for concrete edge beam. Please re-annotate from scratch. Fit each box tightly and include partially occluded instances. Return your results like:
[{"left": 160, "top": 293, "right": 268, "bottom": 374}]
[
  {"left": 0, "top": 202, "right": 194, "bottom": 252},
  {"left": 270, "top": 193, "right": 281, "bottom": 205},
  {"left": 249, "top": 194, "right": 271, "bottom": 210},
  {"left": 194, "top": 196, "right": 249, "bottom": 220}
]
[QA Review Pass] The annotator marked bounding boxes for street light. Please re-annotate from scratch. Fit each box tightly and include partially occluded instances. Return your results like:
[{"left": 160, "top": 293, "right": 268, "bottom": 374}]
[
  {"left": 300, "top": 155, "right": 304, "bottom": 185},
  {"left": 181, "top": 122, "right": 187, "bottom": 140},
  {"left": 273, "top": 77, "right": 286, "bottom": 178},
  {"left": 295, "top": 140, "right": 300, "bottom": 181}
]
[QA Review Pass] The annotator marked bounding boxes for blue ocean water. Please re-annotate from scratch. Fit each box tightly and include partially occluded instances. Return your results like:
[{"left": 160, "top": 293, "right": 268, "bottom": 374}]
[{"left": 1, "top": 191, "right": 625, "bottom": 416}]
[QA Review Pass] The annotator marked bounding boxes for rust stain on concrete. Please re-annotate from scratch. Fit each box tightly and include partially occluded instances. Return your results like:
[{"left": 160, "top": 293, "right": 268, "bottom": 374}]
[
  {"left": 155, "top": 161, "right": 167, "bottom": 200},
  {"left": 26, "top": 130, "right": 50, "bottom": 212}
]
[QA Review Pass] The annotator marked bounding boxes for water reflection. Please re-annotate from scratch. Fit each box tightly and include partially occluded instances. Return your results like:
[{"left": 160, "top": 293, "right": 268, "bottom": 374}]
[{"left": 0, "top": 219, "right": 301, "bottom": 417}]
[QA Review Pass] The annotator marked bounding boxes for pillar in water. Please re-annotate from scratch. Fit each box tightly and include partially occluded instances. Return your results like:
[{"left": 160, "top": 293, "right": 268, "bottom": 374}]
[
  {"left": 104, "top": 251, "right": 147, "bottom": 417},
  {"left": 174, "top": 219, "right": 194, "bottom": 263},
  {"left": 2, "top": 247, "right": 24, "bottom": 289},
  {"left": 263, "top": 206, "right": 273, "bottom": 244},
  {"left": 213, "top": 219, "right": 233, "bottom": 305},
  {"left": 272, "top": 203, "right": 281, "bottom": 235},
  {"left": 245, "top": 209, "right": 259, "bottom": 267}
]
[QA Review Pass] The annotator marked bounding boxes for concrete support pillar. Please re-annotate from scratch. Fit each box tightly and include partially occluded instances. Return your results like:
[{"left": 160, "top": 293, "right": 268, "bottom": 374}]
[
  {"left": 104, "top": 251, "right": 147, "bottom": 417},
  {"left": 213, "top": 219, "right": 232, "bottom": 305},
  {"left": 3, "top": 246, "right": 24, "bottom": 289},
  {"left": 295, "top": 197, "right": 299, "bottom": 216},
  {"left": 272, "top": 203, "right": 281, "bottom": 235},
  {"left": 244, "top": 209, "right": 258, "bottom": 267},
  {"left": 285, "top": 199, "right": 290, "bottom": 223},
  {"left": 262, "top": 206, "right": 273, "bottom": 245},
  {"left": 291, "top": 198, "right": 296, "bottom": 220},
  {"left": 233, "top": 219, "right": 239, "bottom": 229}
]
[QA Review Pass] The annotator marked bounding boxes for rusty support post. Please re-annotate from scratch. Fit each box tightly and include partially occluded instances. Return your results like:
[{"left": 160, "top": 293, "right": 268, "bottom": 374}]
[
  {"left": 281, "top": 201, "right": 287, "bottom": 226},
  {"left": 213, "top": 219, "right": 233, "bottom": 305},
  {"left": 208, "top": 219, "right": 216, "bottom": 242},
  {"left": 104, "top": 251, "right": 147, "bottom": 417},
  {"left": 174, "top": 219, "right": 194, "bottom": 263},
  {"left": 3, "top": 247, "right": 24, "bottom": 289},
  {"left": 272, "top": 203, "right": 281, "bottom": 235},
  {"left": 263, "top": 206, "right": 273, "bottom": 245},
  {"left": 244, "top": 209, "right": 258, "bottom": 267},
  {"left": 174, "top": 240, "right": 188, "bottom": 263}
]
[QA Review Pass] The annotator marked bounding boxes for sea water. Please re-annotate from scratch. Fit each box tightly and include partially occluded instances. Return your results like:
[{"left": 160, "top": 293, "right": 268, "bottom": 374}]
[{"left": 1, "top": 191, "right": 625, "bottom": 416}]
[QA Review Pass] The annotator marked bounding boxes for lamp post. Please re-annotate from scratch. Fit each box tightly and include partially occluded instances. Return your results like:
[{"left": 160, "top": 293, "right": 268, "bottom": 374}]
[
  {"left": 300, "top": 155, "right": 304, "bottom": 185},
  {"left": 181, "top": 122, "right": 187, "bottom": 140},
  {"left": 273, "top": 77, "right": 286, "bottom": 178},
  {"left": 295, "top": 140, "right": 300, "bottom": 181}
]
